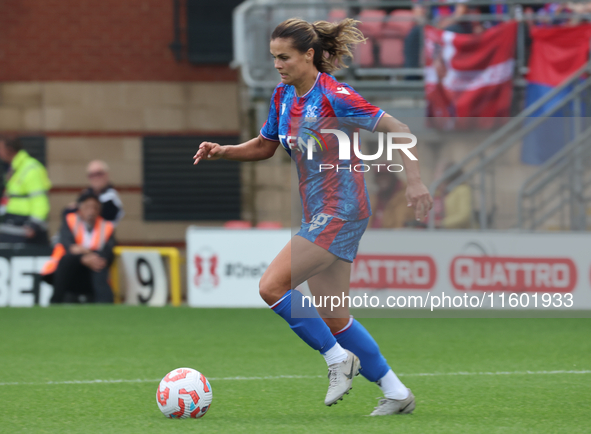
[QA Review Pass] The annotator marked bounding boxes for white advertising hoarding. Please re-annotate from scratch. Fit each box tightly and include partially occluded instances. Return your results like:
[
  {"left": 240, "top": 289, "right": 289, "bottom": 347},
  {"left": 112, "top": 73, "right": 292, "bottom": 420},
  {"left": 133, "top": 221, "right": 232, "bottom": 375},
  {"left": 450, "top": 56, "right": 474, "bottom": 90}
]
[
  {"left": 186, "top": 228, "right": 591, "bottom": 310},
  {"left": 0, "top": 255, "right": 52, "bottom": 307},
  {"left": 353, "top": 230, "right": 591, "bottom": 311},
  {"left": 186, "top": 227, "right": 291, "bottom": 307}
]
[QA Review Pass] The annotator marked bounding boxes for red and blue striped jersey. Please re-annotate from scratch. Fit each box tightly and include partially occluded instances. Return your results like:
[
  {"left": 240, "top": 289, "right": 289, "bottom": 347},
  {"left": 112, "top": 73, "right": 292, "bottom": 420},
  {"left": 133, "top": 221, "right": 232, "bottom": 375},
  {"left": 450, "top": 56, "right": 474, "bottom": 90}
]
[{"left": 260, "top": 72, "right": 384, "bottom": 222}]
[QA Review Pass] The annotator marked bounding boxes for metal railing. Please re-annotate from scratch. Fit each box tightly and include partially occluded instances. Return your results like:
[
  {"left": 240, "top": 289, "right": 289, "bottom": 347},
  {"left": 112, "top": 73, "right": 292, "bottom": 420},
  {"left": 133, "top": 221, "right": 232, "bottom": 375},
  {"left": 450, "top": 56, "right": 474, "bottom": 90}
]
[
  {"left": 518, "top": 123, "right": 591, "bottom": 231},
  {"left": 233, "top": 0, "right": 591, "bottom": 94},
  {"left": 234, "top": 0, "right": 591, "bottom": 231},
  {"left": 428, "top": 62, "right": 591, "bottom": 230},
  {"left": 233, "top": 0, "right": 516, "bottom": 92}
]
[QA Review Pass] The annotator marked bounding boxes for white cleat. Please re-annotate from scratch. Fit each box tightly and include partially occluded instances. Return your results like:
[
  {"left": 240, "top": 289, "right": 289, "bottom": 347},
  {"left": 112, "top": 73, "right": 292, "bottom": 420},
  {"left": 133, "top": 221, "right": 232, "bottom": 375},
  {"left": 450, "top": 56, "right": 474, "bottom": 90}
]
[
  {"left": 324, "top": 350, "right": 360, "bottom": 406},
  {"left": 369, "top": 389, "right": 416, "bottom": 416}
]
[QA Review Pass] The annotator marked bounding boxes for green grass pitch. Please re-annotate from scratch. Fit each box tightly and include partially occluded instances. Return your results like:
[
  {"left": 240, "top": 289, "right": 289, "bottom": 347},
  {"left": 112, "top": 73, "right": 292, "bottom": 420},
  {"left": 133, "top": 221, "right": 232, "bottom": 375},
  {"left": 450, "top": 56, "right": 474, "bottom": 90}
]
[{"left": 1, "top": 306, "right": 590, "bottom": 433}]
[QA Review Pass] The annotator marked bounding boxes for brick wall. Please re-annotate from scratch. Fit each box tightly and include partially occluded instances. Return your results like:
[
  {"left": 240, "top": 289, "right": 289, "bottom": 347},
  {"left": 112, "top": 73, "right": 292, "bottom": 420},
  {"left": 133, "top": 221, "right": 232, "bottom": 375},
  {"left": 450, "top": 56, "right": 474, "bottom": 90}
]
[
  {"left": 0, "top": 81, "right": 242, "bottom": 243},
  {"left": 0, "top": 0, "right": 236, "bottom": 81},
  {"left": 0, "top": 0, "right": 301, "bottom": 242},
  {"left": 0, "top": 82, "right": 240, "bottom": 132}
]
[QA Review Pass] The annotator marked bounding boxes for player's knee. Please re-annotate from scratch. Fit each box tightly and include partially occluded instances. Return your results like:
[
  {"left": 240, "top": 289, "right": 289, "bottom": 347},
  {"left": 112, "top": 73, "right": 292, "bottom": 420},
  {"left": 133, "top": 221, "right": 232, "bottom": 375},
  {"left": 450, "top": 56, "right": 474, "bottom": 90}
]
[
  {"left": 259, "top": 274, "right": 284, "bottom": 305},
  {"left": 323, "top": 317, "right": 350, "bottom": 335},
  {"left": 258, "top": 278, "right": 271, "bottom": 304}
]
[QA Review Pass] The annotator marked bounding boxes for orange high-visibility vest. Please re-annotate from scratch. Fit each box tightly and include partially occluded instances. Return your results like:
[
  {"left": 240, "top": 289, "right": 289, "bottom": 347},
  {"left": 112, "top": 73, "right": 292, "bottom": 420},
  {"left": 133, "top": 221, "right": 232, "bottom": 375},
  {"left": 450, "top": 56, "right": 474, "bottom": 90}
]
[{"left": 41, "top": 213, "right": 114, "bottom": 276}]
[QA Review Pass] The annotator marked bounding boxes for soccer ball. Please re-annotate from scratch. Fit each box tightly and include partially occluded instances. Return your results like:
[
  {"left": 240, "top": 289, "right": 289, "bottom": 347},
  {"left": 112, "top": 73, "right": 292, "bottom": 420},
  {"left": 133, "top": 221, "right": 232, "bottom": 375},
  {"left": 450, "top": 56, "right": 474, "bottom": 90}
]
[{"left": 156, "top": 368, "right": 213, "bottom": 419}]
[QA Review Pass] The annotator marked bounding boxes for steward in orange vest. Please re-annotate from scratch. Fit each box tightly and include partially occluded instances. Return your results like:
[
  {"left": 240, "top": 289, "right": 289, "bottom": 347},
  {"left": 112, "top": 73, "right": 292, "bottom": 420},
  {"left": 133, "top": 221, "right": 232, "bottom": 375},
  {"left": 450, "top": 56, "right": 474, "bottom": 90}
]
[{"left": 42, "top": 190, "right": 115, "bottom": 303}]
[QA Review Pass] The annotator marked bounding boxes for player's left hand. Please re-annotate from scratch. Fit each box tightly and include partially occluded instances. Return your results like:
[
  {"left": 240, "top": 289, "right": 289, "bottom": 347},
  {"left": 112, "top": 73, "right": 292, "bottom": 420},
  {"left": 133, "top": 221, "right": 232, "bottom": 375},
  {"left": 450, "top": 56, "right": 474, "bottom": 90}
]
[{"left": 406, "top": 181, "right": 433, "bottom": 221}]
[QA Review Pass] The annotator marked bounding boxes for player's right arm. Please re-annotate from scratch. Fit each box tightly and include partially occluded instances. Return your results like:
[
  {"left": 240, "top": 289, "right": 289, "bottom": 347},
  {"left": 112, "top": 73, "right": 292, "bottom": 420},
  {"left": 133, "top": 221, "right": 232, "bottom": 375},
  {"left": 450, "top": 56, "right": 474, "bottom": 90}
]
[
  {"left": 193, "top": 135, "right": 279, "bottom": 164},
  {"left": 194, "top": 84, "right": 284, "bottom": 165}
]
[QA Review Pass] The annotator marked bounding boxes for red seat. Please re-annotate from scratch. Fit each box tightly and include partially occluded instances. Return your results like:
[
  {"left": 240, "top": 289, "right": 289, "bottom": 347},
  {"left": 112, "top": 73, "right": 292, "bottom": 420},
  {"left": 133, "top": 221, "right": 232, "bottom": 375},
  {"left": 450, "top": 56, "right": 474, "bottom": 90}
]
[
  {"left": 383, "top": 10, "right": 415, "bottom": 38},
  {"left": 379, "top": 38, "right": 405, "bottom": 67},
  {"left": 354, "top": 10, "right": 385, "bottom": 67},
  {"left": 223, "top": 220, "right": 252, "bottom": 229},
  {"left": 354, "top": 41, "right": 375, "bottom": 67},
  {"left": 328, "top": 8, "right": 347, "bottom": 23},
  {"left": 378, "top": 10, "right": 414, "bottom": 67},
  {"left": 256, "top": 221, "right": 283, "bottom": 229},
  {"left": 357, "top": 9, "right": 386, "bottom": 39}
]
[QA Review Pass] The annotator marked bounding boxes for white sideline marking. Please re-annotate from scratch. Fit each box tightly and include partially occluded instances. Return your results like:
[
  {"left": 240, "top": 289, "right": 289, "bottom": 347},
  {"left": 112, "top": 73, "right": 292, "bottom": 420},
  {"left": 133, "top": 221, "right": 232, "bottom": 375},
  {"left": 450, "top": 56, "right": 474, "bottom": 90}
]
[
  {"left": 400, "top": 370, "right": 591, "bottom": 377},
  {"left": 0, "top": 370, "right": 589, "bottom": 387}
]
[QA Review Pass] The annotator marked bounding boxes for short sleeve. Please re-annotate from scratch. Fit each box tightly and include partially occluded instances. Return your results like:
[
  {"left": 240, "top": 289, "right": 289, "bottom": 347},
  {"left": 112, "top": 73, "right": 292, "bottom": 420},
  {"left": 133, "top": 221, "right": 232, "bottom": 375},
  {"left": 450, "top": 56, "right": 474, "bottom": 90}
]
[
  {"left": 330, "top": 83, "right": 385, "bottom": 132},
  {"left": 260, "top": 85, "right": 283, "bottom": 141}
]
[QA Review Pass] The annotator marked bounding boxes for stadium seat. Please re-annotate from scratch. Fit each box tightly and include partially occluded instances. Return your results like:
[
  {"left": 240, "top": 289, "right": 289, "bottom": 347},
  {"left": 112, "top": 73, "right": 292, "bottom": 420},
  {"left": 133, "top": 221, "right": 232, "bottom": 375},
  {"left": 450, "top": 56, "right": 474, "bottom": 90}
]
[
  {"left": 354, "top": 10, "right": 386, "bottom": 67},
  {"left": 383, "top": 10, "right": 414, "bottom": 38},
  {"left": 357, "top": 9, "right": 386, "bottom": 39},
  {"left": 328, "top": 8, "right": 347, "bottom": 23},
  {"left": 223, "top": 220, "right": 252, "bottom": 229},
  {"left": 378, "top": 10, "right": 414, "bottom": 67},
  {"left": 354, "top": 41, "right": 375, "bottom": 67},
  {"left": 256, "top": 221, "right": 283, "bottom": 229},
  {"left": 379, "top": 38, "right": 405, "bottom": 67}
]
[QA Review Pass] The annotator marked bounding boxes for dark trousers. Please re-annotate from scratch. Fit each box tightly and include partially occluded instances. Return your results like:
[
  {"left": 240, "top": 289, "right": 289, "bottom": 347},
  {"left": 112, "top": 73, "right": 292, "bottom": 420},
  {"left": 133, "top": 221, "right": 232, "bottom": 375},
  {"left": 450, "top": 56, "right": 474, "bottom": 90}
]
[
  {"left": 404, "top": 25, "right": 423, "bottom": 80},
  {"left": 49, "top": 254, "right": 114, "bottom": 304},
  {"left": 404, "top": 25, "right": 422, "bottom": 69}
]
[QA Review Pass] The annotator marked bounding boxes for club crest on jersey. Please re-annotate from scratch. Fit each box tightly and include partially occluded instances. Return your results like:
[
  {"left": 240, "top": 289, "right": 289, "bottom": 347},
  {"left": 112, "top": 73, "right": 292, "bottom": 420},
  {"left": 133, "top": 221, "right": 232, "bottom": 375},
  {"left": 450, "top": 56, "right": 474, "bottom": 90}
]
[
  {"left": 304, "top": 105, "right": 318, "bottom": 121},
  {"left": 308, "top": 213, "right": 331, "bottom": 231}
]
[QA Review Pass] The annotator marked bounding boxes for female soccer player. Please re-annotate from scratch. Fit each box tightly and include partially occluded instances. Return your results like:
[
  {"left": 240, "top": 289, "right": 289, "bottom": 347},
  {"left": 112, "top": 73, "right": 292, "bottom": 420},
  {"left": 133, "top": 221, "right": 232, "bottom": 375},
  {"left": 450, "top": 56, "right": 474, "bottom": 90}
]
[{"left": 194, "top": 18, "right": 432, "bottom": 416}]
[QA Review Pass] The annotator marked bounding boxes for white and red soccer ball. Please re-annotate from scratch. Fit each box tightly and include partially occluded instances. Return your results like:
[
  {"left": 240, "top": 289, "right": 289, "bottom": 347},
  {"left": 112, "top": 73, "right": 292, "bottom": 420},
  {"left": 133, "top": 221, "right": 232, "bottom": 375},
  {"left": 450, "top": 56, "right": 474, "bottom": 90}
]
[{"left": 156, "top": 368, "right": 213, "bottom": 419}]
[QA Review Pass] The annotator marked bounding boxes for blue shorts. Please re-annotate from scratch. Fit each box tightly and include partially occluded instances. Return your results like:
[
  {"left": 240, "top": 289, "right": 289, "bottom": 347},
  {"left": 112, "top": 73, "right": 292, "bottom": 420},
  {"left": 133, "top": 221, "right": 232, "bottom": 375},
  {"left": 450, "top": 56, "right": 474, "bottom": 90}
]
[{"left": 296, "top": 213, "right": 369, "bottom": 263}]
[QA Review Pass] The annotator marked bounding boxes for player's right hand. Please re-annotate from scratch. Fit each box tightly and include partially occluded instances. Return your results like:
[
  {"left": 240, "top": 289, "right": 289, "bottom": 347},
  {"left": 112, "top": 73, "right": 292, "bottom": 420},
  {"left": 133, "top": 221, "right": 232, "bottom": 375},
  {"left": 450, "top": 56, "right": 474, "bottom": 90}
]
[{"left": 193, "top": 142, "right": 224, "bottom": 165}]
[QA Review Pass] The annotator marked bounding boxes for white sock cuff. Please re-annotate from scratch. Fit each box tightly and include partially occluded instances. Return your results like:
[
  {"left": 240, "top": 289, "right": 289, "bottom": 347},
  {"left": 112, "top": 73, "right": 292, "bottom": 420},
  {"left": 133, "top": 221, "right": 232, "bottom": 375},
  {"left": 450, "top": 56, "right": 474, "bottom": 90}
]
[
  {"left": 322, "top": 343, "right": 348, "bottom": 366},
  {"left": 378, "top": 370, "right": 409, "bottom": 400},
  {"left": 269, "top": 291, "right": 292, "bottom": 310}
]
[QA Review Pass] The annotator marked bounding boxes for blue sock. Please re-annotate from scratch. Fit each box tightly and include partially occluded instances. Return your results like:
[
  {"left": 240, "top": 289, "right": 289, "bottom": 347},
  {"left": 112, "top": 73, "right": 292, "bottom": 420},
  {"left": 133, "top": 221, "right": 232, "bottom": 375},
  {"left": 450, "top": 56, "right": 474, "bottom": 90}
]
[
  {"left": 272, "top": 290, "right": 337, "bottom": 354},
  {"left": 334, "top": 319, "right": 390, "bottom": 382}
]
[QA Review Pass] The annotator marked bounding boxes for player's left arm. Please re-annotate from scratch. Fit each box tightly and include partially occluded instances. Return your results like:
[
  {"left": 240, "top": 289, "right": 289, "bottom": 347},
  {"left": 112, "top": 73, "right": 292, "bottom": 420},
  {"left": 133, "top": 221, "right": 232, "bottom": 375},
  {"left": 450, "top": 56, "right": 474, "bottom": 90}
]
[{"left": 375, "top": 114, "right": 433, "bottom": 221}]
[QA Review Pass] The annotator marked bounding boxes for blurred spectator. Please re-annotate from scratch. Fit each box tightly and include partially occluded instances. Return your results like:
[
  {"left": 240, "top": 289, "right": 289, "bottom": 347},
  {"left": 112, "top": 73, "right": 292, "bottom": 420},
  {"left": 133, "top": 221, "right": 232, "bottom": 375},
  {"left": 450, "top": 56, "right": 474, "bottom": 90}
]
[
  {"left": 404, "top": 0, "right": 471, "bottom": 72},
  {"left": 432, "top": 164, "right": 473, "bottom": 229},
  {"left": 0, "top": 137, "right": 51, "bottom": 245},
  {"left": 566, "top": 1, "right": 591, "bottom": 25},
  {"left": 536, "top": 3, "right": 573, "bottom": 26},
  {"left": 369, "top": 170, "right": 415, "bottom": 228},
  {"left": 42, "top": 191, "right": 115, "bottom": 304},
  {"left": 436, "top": 0, "right": 472, "bottom": 34},
  {"left": 63, "top": 160, "right": 124, "bottom": 225},
  {"left": 567, "top": 1, "right": 591, "bottom": 14},
  {"left": 480, "top": 0, "right": 509, "bottom": 29},
  {"left": 403, "top": 3, "right": 427, "bottom": 74}
]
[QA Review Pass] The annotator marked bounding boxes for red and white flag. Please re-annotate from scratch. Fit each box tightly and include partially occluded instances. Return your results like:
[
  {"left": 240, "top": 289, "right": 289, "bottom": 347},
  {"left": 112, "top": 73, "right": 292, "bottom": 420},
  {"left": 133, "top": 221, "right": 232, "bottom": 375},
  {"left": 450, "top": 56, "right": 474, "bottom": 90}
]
[{"left": 424, "top": 21, "right": 518, "bottom": 129}]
